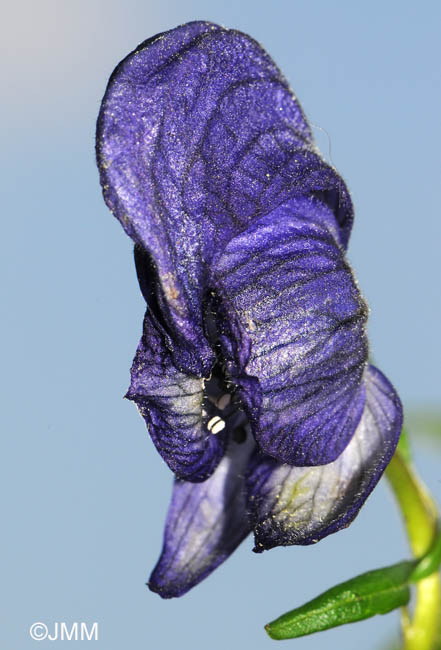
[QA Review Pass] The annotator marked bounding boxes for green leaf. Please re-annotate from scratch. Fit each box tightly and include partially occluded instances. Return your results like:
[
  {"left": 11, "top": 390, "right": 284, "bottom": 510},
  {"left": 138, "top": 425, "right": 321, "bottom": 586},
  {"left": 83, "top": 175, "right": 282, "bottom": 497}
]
[{"left": 265, "top": 561, "right": 415, "bottom": 640}]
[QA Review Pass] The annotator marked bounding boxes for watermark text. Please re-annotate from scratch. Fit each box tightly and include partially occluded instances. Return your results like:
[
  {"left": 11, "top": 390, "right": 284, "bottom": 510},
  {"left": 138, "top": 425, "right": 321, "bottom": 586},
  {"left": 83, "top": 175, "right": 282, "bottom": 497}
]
[{"left": 29, "top": 622, "right": 98, "bottom": 641}]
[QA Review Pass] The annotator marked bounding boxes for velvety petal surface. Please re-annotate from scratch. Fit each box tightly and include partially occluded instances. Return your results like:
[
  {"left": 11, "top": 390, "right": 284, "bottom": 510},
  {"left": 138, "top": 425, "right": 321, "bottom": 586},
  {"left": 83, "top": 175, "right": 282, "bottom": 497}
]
[
  {"left": 247, "top": 365, "right": 402, "bottom": 551},
  {"left": 212, "top": 196, "right": 368, "bottom": 466},
  {"left": 96, "top": 21, "right": 353, "bottom": 374},
  {"left": 149, "top": 435, "right": 255, "bottom": 598},
  {"left": 126, "top": 311, "right": 226, "bottom": 481}
]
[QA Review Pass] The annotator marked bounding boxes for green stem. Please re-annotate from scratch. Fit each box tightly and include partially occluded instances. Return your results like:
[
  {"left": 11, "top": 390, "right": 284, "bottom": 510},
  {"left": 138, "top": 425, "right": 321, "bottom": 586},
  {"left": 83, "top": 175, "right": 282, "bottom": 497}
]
[{"left": 385, "top": 435, "right": 441, "bottom": 650}]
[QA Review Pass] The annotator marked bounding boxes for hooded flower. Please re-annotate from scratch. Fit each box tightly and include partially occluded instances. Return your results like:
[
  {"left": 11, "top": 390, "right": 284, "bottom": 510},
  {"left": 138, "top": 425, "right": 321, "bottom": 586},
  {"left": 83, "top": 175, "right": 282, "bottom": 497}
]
[{"left": 96, "top": 21, "right": 402, "bottom": 598}]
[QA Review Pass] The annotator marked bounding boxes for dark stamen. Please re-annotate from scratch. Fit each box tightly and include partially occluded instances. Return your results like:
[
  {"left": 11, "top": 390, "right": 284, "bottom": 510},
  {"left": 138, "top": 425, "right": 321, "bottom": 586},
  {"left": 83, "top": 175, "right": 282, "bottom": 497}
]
[{"left": 232, "top": 426, "right": 247, "bottom": 444}]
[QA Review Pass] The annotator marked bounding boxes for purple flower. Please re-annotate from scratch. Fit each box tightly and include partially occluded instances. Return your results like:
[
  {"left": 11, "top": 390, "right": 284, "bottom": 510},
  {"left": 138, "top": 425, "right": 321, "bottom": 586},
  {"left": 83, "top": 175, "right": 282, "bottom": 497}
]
[{"left": 96, "top": 21, "right": 402, "bottom": 598}]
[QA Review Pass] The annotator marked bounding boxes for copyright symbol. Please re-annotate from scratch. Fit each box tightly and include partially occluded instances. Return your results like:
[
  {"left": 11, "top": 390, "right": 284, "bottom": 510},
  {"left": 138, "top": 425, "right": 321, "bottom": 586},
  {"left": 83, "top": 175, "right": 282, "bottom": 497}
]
[{"left": 29, "top": 622, "right": 48, "bottom": 641}]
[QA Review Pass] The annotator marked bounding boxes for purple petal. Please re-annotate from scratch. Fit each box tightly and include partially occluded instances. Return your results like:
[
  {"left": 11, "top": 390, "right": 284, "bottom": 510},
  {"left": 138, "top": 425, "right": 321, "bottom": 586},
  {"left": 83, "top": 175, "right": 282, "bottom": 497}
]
[
  {"left": 126, "top": 311, "right": 226, "bottom": 482},
  {"left": 149, "top": 436, "right": 254, "bottom": 598},
  {"left": 211, "top": 196, "right": 368, "bottom": 466},
  {"left": 96, "top": 21, "right": 353, "bottom": 373},
  {"left": 247, "top": 364, "right": 402, "bottom": 551}
]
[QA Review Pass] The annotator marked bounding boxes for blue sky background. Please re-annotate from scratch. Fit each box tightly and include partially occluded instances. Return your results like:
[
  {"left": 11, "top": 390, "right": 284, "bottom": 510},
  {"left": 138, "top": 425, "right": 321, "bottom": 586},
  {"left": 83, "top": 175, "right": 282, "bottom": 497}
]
[{"left": 2, "top": 1, "right": 440, "bottom": 649}]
